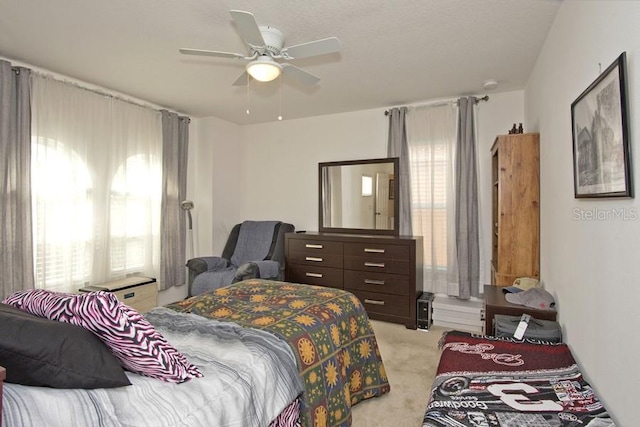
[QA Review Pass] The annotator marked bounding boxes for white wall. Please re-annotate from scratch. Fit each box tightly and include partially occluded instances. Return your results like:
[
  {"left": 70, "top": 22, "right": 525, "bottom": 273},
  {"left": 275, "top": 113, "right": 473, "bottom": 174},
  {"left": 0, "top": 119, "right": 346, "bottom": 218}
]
[
  {"left": 238, "top": 108, "right": 388, "bottom": 231},
  {"left": 192, "top": 116, "right": 244, "bottom": 256},
  {"left": 525, "top": 1, "right": 640, "bottom": 424}
]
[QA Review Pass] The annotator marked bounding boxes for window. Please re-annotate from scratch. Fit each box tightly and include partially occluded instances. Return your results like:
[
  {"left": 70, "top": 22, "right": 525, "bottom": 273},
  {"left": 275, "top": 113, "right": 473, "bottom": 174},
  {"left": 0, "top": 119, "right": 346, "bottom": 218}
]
[
  {"left": 409, "top": 143, "right": 450, "bottom": 269},
  {"left": 31, "top": 75, "right": 162, "bottom": 293},
  {"left": 110, "top": 154, "right": 161, "bottom": 274},
  {"left": 361, "top": 175, "right": 373, "bottom": 196},
  {"left": 406, "top": 104, "right": 458, "bottom": 294},
  {"left": 32, "top": 138, "right": 93, "bottom": 291}
]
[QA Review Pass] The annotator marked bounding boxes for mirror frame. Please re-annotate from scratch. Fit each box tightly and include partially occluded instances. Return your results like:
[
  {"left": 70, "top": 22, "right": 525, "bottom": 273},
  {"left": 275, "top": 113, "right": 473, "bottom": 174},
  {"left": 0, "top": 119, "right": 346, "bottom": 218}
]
[{"left": 318, "top": 157, "right": 400, "bottom": 236}]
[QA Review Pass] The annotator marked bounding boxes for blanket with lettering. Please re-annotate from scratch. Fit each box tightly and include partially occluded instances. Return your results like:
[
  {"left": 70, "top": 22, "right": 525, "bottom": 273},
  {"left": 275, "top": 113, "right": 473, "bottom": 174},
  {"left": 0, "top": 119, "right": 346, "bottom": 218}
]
[{"left": 422, "top": 331, "right": 616, "bottom": 426}]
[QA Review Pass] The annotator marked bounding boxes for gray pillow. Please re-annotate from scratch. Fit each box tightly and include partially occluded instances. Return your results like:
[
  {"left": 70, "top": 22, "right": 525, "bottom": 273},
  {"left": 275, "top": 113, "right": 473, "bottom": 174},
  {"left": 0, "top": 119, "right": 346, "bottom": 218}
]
[{"left": 0, "top": 303, "right": 131, "bottom": 388}]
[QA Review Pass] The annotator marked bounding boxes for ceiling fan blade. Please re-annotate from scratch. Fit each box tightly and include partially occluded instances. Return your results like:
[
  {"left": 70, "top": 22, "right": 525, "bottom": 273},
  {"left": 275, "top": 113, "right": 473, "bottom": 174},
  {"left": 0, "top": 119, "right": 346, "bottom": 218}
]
[
  {"left": 179, "top": 48, "right": 245, "bottom": 59},
  {"left": 230, "top": 10, "right": 265, "bottom": 48},
  {"left": 282, "top": 64, "right": 320, "bottom": 86},
  {"left": 232, "top": 71, "right": 249, "bottom": 86},
  {"left": 282, "top": 37, "right": 342, "bottom": 59}
]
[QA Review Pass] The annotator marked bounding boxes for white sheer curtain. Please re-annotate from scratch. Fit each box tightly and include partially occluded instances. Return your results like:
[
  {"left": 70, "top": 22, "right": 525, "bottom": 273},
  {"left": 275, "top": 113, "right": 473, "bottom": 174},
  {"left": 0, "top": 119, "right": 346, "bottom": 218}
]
[
  {"left": 407, "top": 104, "right": 459, "bottom": 295},
  {"left": 31, "top": 75, "right": 162, "bottom": 293}
]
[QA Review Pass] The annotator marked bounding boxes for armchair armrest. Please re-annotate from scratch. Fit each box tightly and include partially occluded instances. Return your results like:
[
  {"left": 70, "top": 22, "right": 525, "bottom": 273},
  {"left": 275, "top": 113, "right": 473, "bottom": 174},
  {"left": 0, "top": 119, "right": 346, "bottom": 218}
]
[
  {"left": 233, "top": 260, "right": 281, "bottom": 283},
  {"left": 187, "top": 257, "right": 230, "bottom": 289},
  {"left": 187, "top": 257, "right": 229, "bottom": 272},
  {"left": 233, "top": 262, "right": 260, "bottom": 283}
]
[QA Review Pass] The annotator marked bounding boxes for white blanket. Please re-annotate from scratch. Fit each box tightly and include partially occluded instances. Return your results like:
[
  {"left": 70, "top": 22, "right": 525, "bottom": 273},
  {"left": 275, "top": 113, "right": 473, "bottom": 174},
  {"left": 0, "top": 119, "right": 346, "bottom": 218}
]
[{"left": 2, "top": 308, "right": 303, "bottom": 427}]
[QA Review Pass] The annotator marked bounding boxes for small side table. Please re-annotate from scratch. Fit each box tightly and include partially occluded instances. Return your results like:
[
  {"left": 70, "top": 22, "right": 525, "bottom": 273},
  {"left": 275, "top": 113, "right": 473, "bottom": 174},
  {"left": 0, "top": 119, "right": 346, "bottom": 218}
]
[
  {"left": 80, "top": 277, "right": 158, "bottom": 313},
  {"left": 484, "top": 285, "right": 556, "bottom": 335}
]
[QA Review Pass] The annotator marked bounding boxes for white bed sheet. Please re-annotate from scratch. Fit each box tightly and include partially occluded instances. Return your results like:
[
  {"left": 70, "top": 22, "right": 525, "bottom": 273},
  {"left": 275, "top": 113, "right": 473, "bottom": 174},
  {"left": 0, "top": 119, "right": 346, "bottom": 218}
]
[{"left": 2, "top": 308, "right": 303, "bottom": 427}]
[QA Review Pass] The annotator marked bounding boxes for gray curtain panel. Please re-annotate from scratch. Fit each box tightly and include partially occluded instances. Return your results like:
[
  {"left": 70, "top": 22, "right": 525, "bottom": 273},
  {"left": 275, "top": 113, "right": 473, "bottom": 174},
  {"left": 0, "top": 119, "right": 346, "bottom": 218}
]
[
  {"left": 387, "top": 107, "right": 412, "bottom": 236},
  {"left": 0, "top": 61, "right": 35, "bottom": 300},
  {"left": 455, "top": 97, "right": 480, "bottom": 299},
  {"left": 160, "top": 110, "right": 189, "bottom": 290},
  {"left": 321, "top": 166, "right": 331, "bottom": 227}
]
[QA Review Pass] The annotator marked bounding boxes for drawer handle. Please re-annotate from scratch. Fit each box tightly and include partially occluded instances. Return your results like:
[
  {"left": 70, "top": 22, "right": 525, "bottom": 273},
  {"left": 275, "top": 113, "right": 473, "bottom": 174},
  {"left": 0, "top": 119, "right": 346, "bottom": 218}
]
[
  {"left": 364, "top": 248, "right": 385, "bottom": 253},
  {"left": 364, "top": 299, "right": 385, "bottom": 306},
  {"left": 364, "top": 279, "right": 385, "bottom": 285},
  {"left": 306, "top": 256, "right": 323, "bottom": 262},
  {"left": 364, "top": 262, "right": 385, "bottom": 268},
  {"left": 305, "top": 272, "right": 323, "bottom": 278},
  {"left": 123, "top": 292, "right": 135, "bottom": 299},
  {"left": 306, "top": 244, "right": 323, "bottom": 249}
]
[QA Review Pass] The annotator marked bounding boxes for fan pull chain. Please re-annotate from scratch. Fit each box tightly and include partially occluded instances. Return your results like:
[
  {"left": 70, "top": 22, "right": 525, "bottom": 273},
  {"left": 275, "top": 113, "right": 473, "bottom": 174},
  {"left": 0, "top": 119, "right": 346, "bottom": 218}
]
[
  {"left": 278, "top": 77, "right": 283, "bottom": 121},
  {"left": 246, "top": 73, "right": 251, "bottom": 115}
]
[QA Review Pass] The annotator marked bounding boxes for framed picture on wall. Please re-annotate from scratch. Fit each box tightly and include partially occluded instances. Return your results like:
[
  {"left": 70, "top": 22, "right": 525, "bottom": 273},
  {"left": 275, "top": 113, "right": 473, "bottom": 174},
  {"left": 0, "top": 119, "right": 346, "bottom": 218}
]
[{"left": 571, "top": 52, "right": 632, "bottom": 198}]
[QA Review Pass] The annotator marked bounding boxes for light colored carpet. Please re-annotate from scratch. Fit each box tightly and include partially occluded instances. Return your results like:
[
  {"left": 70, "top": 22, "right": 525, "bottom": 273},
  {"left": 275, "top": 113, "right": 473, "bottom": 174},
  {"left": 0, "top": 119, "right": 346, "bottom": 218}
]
[{"left": 350, "top": 321, "right": 449, "bottom": 427}]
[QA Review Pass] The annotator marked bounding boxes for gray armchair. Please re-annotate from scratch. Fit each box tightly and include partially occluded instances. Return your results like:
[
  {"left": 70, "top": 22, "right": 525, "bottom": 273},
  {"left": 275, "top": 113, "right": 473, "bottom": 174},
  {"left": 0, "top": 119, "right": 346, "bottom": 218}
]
[{"left": 186, "top": 220, "right": 294, "bottom": 297}]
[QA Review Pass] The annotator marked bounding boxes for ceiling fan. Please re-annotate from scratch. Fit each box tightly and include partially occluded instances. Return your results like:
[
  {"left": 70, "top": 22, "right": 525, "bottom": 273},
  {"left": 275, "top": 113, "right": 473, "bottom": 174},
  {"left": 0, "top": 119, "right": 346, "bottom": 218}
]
[{"left": 179, "top": 10, "right": 342, "bottom": 86}]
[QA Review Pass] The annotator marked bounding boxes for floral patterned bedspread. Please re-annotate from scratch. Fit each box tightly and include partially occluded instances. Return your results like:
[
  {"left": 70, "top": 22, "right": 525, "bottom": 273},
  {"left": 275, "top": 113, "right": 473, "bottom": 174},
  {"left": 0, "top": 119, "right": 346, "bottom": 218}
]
[{"left": 166, "top": 279, "right": 390, "bottom": 427}]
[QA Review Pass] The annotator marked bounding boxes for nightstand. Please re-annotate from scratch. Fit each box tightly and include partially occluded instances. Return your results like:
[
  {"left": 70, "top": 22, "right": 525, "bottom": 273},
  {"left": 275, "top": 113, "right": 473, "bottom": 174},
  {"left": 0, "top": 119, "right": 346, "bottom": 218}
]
[
  {"left": 80, "top": 277, "right": 158, "bottom": 313},
  {"left": 483, "top": 284, "right": 556, "bottom": 335}
]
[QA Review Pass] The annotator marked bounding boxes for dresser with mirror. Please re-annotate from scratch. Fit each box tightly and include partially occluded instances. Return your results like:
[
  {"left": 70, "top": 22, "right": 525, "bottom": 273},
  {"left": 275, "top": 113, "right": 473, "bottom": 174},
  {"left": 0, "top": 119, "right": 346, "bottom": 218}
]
[{"left": 285, "top": 157, "right": 423, "bottom": 329}]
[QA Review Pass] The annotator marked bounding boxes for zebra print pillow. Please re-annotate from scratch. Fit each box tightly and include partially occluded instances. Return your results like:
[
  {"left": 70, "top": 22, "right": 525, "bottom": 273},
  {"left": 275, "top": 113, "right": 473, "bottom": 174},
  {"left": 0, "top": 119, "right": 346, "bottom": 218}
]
[{"left": 3, "top": 289, "right": 202, "bottom": 383}]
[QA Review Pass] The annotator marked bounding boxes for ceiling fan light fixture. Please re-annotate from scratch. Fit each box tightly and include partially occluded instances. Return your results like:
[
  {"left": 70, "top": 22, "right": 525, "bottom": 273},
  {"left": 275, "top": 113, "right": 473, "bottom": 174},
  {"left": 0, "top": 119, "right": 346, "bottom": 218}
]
[{"left": 246, "top": 57, "right": 282, "bottom": 82}]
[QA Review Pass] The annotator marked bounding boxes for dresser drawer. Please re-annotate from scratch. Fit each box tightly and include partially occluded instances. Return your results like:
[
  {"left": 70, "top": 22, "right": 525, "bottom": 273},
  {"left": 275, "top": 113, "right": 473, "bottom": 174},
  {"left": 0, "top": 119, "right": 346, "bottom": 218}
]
[
  {"left": 289, "top": 250, "right": 343, "bottom": 268},
  {"left": 288, "top": 265, "right": 344, "bottom": 289},
  {"left": 349, "top": 289, "right": 410, "bottom": 318},
  {"left": 344, "top": 242, "right": 409, "bottom": 260},
  {"left": 344, "top": 270, "right": 409, "bottom": 296},
  {"left": 288, "top": 239, "right": 343, "bottom": 256},
  {"left": 344, "top": 256, "right": 410, "bottom": 275}
]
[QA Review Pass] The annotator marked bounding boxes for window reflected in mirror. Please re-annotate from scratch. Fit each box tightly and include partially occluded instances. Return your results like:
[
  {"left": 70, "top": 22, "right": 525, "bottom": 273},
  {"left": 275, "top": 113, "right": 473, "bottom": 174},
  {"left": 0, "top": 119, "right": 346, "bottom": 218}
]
[{"left": 361, "top": 175, "right": 373, "bottom": 196}]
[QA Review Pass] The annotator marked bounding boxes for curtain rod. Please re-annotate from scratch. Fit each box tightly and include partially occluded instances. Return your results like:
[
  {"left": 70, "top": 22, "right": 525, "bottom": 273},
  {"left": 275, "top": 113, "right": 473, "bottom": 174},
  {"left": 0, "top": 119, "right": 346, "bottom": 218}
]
[
  {"left": 384, "top": 95, "right": 489, "bottom": 116},
  {"left": 30, "top": 69, "right": 191, "bottom": 122},
  {"left": 2, "top": 57, "right": 191, "bottom": 119}
]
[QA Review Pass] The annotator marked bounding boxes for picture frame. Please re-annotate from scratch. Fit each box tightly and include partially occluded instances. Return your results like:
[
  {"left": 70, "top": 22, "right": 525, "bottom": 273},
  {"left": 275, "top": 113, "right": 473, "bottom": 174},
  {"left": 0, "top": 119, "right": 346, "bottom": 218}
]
[
  {"left": 388, "top": 179, "right": 395, "bottom": 199},
  {"left": 571, "top": 52, "right": 632, "bottom": 198}
]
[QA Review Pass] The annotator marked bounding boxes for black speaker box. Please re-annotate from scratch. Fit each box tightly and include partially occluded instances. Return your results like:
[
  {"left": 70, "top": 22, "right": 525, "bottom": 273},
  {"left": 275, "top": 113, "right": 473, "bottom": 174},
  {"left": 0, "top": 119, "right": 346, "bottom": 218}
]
[{"left": 417, "top": 292, "right": 434, "bottom": 330}]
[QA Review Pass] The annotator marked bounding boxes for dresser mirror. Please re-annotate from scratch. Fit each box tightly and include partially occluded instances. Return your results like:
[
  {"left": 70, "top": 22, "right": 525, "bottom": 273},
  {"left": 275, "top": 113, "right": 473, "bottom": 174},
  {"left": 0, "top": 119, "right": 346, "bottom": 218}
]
[{"left": 319, "top": 157, "right": 399, "bottom": 235}]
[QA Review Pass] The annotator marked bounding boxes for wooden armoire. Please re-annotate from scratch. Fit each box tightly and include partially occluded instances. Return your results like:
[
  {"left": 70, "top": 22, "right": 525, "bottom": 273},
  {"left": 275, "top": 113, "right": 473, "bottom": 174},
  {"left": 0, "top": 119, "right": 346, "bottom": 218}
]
[{"left": 491, "top": 133, "right": 540, "bottom": 286}]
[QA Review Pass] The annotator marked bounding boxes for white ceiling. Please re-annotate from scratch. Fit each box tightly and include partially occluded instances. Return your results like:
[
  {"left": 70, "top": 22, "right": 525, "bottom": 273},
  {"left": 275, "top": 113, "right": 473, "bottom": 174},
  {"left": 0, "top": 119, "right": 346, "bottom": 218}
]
[{"left": 0, "top": 0, "right": 561, "bottom": 125}]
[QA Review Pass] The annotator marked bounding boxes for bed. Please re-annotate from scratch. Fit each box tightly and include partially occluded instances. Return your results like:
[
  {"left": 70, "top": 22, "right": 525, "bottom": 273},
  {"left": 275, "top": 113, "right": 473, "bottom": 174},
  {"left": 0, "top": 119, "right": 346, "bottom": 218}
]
[
  {"left": 1, "top": 279, "right": 390, "bottom": 427},
  {"left": 166, "top": 279, "right": 390, "bottom": 426},
  {"left": 422, "top": 331, "right": 616, "bottom": 426}
]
